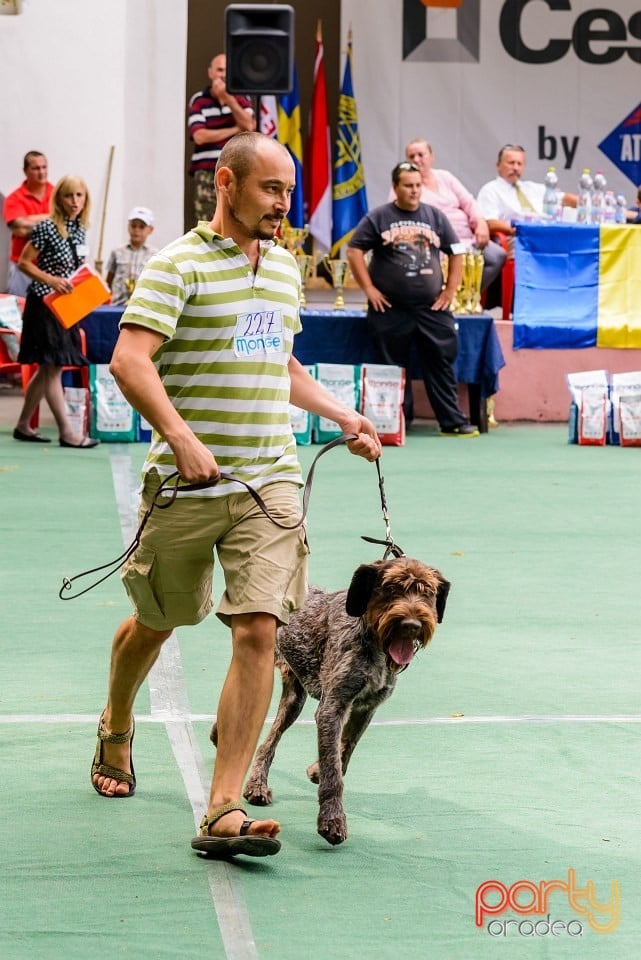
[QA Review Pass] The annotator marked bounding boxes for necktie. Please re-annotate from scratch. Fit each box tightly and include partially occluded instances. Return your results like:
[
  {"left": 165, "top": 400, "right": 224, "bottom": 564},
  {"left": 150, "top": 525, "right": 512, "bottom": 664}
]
[{"left": 515, "top": 183, "right": 536, "bottom": 212}]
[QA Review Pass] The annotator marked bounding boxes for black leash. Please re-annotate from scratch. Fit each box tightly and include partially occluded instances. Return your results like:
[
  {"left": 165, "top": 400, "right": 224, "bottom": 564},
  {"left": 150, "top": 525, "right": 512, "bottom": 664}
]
[
  {"left": 59, "top": 433, "right": 364, "bottom": 601},
  {"left": 361, "top": 458, "right": 406, "bottom": 559}
]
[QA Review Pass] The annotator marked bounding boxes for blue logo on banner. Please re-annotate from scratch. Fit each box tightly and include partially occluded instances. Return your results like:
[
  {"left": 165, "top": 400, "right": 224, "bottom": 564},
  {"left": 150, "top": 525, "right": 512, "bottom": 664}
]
[{"left": 598, "top": 102, "right": 641, "bottom": 189}]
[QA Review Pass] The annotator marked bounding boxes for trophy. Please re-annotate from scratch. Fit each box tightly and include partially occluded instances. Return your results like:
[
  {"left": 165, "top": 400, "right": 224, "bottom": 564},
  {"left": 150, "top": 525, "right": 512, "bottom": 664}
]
[
  {"left": 296, "top": 253, "right": 313, "bottom": 308},
  {"left": 458, "top": 252, "right": 474, "bottom": 314},
  {"left": 323, "top": 257, "right": 349, "bottom": 310},
  {"left": 470, "top": 250, "right": 484, "bottom": 314},
  {"left": 124, "top": 277, "right": 136, "bottom": 304},
  {"left": 280, "top": 222, "right": 309, "bottom": 255},
  {"left": 442, "top": 254, "right": 461, "bottom": 313}
]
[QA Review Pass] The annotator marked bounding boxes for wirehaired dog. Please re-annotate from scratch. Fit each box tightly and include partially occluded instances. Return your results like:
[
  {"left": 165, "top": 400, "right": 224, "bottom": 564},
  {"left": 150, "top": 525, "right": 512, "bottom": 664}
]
[{"left": 227, "top": 557, "right": 450, "bottom": 846}]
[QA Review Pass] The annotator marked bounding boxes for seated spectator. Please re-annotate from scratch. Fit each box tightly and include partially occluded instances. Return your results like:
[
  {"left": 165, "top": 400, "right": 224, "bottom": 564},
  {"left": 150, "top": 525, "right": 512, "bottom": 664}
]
[
  {"left": 3, "top": 151, "right": 54, "bottom": 298},
  {"left": 395, "top": 138, "right": 505, "bottom": 290},
  {"left": 105, "top": 207, "right": 157, "bottom": 305},
  {"left": 476, "top": 144, "right": 577, "bottom": 241}
]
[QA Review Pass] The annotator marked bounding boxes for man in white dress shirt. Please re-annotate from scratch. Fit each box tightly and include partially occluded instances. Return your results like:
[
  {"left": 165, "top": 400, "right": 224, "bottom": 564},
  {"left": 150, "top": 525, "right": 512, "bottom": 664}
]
[{"left": 476, "top": 145, "right": 576, "bottom": 240}]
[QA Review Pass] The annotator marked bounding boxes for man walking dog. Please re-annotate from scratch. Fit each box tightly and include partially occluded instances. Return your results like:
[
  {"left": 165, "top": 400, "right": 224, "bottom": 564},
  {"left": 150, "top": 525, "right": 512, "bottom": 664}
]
[{"left": 90, "top": 132, "right": 381, "bottom": 860}]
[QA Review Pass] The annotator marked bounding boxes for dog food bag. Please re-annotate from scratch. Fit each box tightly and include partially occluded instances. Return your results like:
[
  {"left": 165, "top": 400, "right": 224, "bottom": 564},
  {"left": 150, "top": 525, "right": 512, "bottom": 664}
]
[
  {"left": 89, "top": 364, "right": 137, "bottom": 442},
  {"left": 289, "top": 365, "right": 315, "bottom": 445},
  {"left": 578, "top": 387, "right": 608, "bottom": 445},
  {"left": 63, "top": 386, "right": 89, "bottom": 438},
  {"left": 618, "top": 391, "right": 641, "bottom": 447},
  {"left": 361, "top": 363, "right": 405, "bottom": 446},
  {"left": 566, "top": 370, "right": 608, "bottom": 445},
  {"left": 137, "top": 413, "right": 153, "bottom": 444},
  {"left": 610, "top": 371, "right": 641, "bottom": 446},
  {"left": 313, "top": 364, "right": 361, "bottom": 443}
]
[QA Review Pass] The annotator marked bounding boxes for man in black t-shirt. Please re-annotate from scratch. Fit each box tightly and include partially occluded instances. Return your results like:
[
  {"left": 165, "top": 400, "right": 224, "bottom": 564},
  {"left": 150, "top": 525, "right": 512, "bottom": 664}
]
[{"left": 347, "top": 161, "right": 478, "bottom": 436}]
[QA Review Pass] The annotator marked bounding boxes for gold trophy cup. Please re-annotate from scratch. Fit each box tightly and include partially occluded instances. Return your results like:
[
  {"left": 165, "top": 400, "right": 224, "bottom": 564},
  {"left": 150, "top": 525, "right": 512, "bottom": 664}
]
[
  {"left": 471, "top": 250, "right": 484, "bottom": 314},
  {"left": 124, "top": 277, "right": 136, "bottom": 304},
  {"left": 324, "top": 257, "right": 349, "bottom": 309},
  {"left": 296, "top": 253, "right": 313, "bottom": 308},
  {"left": 280, "top": 223, "right": 309, "bottom": 255}
]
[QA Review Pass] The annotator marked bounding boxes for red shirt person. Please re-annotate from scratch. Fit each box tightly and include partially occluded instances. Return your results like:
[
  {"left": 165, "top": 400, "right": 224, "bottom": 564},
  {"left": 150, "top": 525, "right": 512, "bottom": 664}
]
[{"left": 3, "top": 151, "right": 54, "bottom": 297}]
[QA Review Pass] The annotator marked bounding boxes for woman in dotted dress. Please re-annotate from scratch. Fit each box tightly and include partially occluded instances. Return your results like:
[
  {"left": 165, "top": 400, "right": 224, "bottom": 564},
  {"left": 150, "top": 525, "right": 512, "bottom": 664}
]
[{"left": 13, "top": 175, "right": 99, "bottom": 447}]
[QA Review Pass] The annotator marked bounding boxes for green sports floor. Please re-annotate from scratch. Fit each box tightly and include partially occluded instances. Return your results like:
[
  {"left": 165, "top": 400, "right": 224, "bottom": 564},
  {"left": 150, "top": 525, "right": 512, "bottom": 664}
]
[{"left": 1, "top": 418, "right": 640, "bottom": 959}]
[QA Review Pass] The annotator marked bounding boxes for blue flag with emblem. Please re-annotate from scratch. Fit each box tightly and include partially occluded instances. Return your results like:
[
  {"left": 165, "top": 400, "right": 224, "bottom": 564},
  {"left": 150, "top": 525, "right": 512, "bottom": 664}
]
[
  {"left": 331, "top": 33, "right": 368, "bottom": 256},
  {"left": 277, "top": 66, "right": 304, "bottom": 229}
]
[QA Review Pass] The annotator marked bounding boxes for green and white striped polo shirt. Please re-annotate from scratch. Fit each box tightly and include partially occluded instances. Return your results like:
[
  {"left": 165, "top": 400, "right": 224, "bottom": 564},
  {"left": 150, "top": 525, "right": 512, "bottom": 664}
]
[{"left": 120, "top": 222, "right": 303, "bottom": 496}]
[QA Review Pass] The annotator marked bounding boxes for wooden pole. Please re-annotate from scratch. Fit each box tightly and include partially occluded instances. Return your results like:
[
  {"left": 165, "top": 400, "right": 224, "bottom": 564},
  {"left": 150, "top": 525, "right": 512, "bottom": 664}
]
[{"left": 94, "top": 144, "right": 115, "bottom": 274}]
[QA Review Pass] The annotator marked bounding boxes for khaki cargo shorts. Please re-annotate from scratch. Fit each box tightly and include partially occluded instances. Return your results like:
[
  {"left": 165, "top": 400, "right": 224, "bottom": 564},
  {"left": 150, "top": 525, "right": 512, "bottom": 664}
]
[{"left": 121, "top": 472, "right": 310, "bottom": 631}]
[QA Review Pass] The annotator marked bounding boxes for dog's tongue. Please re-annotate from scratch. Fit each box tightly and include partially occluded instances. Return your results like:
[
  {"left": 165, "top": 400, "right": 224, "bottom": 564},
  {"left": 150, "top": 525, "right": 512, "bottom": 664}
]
[{"left": 389, "top": 637, "right": 416, "bottom": 665}]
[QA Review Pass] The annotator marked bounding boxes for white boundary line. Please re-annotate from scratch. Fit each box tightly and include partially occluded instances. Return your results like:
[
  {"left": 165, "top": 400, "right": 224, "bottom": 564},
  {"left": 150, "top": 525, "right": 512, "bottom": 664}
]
[
  {"left": 109, "top": 449, "right": 259, "bottom": 960},
  {"left": 2, "top": 713, "right": 640, "bottom": 725}
]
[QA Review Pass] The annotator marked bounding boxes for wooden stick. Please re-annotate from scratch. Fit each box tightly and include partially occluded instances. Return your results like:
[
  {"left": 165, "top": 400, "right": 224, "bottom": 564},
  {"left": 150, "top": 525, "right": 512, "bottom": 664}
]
[{"left": 94, "top": 144, "right": 115, "bottom": 274}]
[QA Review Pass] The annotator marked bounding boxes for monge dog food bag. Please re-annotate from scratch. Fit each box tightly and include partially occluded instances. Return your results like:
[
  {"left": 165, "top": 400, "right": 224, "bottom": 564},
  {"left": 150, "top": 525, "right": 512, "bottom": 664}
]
[
  {"left": 361, "top": 363, "right": 405, "bottom": 446},
  {"left": 89, "top": 364, "right": 137, "bottom": 442},
  {"left": 610, "top": 371, "right": 641, "bottom": 447},
  {"left": 566, "top": 370, "right": 608, "bottom": 445},
  {"left": 313, "top": 364, "right": 361, "bottom": 444},
  {"left": 289, "top": 365, "right": 315, "bottom": 445}
]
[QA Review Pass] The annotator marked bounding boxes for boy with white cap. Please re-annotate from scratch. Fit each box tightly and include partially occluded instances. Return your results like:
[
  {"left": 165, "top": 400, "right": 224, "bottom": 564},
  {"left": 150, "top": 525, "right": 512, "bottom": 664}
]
[{"left": 105, "top": 206, "right": 157, "bottom": 305}]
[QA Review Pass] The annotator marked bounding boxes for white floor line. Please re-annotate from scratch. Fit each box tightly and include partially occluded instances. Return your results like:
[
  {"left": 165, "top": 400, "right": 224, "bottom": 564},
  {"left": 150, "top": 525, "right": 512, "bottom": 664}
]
[
  {"left": 3, "top": 713, "right": 641, "bottom": 725},
  {"left": 109, "top": 449, "right": 259, "bottom": 960}
]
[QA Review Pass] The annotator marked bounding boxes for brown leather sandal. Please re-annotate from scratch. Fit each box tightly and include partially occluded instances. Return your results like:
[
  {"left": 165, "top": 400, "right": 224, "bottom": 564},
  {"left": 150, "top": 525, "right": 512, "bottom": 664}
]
[
  {"left": 191, "top": 801, "right": 281, "bottom": 859},
  {"left": 90, "top": 713, "right": 136, "bottom": 798}
]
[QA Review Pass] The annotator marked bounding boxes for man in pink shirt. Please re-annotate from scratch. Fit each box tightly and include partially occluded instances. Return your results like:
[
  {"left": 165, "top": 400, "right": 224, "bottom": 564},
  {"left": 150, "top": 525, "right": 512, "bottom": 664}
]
[
  {"left": 400, "top": 139, "right": 505, "bottom": 291},
  {"left": 3, "top": 151, "right": 54, "bottom": 297}
]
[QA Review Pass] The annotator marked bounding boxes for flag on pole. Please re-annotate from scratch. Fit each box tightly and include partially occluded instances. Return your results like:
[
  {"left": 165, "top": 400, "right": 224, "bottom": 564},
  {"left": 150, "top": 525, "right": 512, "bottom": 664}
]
[
  {"left": 331, "top": 30, "right": 368, "bottom": 256},
  {"left": 277, "top": 67, "right": 304, "bottom": 229},
  {"left": 305, "top": 20, "right": 332, "bottom": 252},
  {"left": 259, "top": 96, "right": 278, "bottom": 138}
]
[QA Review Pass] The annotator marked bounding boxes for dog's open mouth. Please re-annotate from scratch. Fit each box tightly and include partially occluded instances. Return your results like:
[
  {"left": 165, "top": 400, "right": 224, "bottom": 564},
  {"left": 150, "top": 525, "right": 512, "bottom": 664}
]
[{"left": 388, "top": 636, "right": 418, "bottom": 666}]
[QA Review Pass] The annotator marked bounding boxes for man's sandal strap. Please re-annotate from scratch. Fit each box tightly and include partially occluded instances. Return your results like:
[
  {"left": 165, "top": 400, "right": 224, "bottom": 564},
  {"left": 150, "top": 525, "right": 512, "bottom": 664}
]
[{"left": 200, "top": 802, "right": 247, "bottom": 835}]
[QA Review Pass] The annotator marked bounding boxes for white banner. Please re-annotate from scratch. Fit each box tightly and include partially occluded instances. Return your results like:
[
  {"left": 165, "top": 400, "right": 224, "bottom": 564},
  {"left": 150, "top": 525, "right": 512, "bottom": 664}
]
[{"left": 344, "top": 0, "right": 641, "bottom": 208}]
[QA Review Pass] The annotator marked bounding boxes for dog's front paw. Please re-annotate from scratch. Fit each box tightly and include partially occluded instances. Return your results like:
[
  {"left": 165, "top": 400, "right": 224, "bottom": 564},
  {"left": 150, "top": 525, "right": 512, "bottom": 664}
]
[
  {"left": 306, "top": 761, "right": 320, "bottom": 784},
  {"left": 243, "top": 777, "right": 273, "bottom": 806},
  {"left": 318, "top": 803, "right": 348, "bottom": 845}
]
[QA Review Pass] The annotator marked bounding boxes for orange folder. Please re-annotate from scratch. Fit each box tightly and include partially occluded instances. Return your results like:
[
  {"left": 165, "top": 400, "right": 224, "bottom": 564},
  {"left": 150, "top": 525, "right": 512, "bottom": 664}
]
[{"left": 44, "top": 264, "right": 111, "bottom": 329}]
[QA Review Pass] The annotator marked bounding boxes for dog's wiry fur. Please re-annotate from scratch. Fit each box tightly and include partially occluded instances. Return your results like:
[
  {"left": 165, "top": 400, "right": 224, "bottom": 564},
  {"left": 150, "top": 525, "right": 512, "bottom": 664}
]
[{"left": 211, "top": 557, "right": 450, "bottom": 846}]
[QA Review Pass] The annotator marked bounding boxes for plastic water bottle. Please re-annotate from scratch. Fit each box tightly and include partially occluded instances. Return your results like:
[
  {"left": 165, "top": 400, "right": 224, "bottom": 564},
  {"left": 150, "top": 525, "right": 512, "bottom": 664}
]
[
  {"left": 615, "top": 193, "right": 628, "bottom": 224},
  {"left": 603, "top": 190, "right": 616, "bottom": 224},
  {"left": 590, "top": 170, "right": 607, "bottom": 224},
  {"left": 577, "top": 169, "right": 592, "bottom": 224},
  {"left": 543, "top": 166, "right": 559, "bottom": 220}
]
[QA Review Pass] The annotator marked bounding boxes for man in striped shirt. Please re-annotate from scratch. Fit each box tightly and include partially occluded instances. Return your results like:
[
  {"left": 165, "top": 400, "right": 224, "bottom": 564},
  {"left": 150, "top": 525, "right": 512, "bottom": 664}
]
[
  {"left": 90, "top": 132, "right": 382, "bottom": 860},
  {"left": 187, "top": 53, "right": 256, "bottom": 224}
]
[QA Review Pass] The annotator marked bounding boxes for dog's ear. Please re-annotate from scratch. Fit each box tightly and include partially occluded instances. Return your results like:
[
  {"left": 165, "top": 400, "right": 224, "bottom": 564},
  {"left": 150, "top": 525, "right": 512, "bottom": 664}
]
[
  {"left": 345, "top": 563, "right": 381, "bottom": 617},
  {"left": 436, "top": 575, "right": 451, "bottom": 623}
]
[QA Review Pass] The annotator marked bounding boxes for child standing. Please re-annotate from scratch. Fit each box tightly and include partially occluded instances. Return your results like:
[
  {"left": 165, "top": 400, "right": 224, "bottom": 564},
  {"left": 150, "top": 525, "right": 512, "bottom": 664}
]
[{"left": 105, "top": 207, "right": 157, "bottom": 305}]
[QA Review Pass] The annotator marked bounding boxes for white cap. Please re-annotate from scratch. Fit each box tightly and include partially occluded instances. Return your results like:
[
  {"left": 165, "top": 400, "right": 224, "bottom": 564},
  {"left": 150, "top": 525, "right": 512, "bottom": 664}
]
[{"left": 128, "top": 206, "right": 154, "bottom": 226}]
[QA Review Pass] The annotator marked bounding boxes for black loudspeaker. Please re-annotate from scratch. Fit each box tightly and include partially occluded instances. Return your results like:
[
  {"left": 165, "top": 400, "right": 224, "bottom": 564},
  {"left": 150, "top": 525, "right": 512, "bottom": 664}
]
[{"left": 225, "top": 4, "right": 295, "bottom": 95}]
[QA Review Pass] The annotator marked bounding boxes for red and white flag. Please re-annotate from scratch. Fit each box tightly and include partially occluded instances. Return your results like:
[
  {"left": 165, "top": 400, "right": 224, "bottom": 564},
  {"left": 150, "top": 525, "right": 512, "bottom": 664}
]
[
  {"left": 259, "top": 96, "right": 278, "bottom": 138},
  {"left": 305, "top": 21, "right": 332, "bottom": 252}
]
